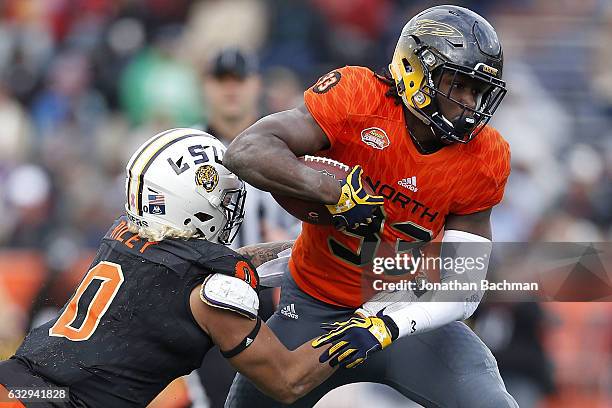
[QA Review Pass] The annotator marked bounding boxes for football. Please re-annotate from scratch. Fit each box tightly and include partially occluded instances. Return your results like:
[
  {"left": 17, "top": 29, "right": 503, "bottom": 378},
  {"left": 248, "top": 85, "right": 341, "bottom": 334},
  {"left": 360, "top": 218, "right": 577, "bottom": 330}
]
[{"left": 272, "top": 156, "right": 351, "bottom": 225}]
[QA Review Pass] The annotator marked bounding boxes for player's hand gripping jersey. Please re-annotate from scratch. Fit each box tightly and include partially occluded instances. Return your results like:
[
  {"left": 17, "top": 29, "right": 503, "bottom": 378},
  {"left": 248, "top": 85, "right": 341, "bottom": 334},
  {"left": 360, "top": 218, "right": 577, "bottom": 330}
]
[
  {"left": 291, "top": 66, "right": 510, "bottom": 307},
  {"left": 11, "top": 216, "right": 258, "bottom": 408}
]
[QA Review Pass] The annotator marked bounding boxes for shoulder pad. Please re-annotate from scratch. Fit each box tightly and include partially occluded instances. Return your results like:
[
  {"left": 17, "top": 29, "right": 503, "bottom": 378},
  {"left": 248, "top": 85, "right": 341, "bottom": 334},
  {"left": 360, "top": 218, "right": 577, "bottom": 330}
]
[{"left": 200, "top": 274, "right": 259, "bottom": 320}]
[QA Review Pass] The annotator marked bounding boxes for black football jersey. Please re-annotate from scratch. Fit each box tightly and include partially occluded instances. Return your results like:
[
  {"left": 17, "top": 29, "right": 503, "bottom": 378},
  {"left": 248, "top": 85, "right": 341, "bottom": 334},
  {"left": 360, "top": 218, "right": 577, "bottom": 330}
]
[{"left": 12, "top": 216, "right": 258, "bottom": 408}]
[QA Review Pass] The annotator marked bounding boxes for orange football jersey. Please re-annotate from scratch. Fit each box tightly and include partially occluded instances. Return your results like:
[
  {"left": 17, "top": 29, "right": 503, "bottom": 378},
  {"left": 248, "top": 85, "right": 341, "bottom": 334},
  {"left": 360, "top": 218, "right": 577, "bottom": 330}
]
[{"left": 290, "top": 66, "right": 510, "bottom": 307}]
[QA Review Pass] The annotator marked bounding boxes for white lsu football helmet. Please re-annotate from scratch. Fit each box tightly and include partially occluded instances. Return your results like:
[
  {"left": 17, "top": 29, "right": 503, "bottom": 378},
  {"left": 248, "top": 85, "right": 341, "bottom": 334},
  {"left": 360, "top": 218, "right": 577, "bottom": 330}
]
[{"left": 125, "top": 128, "right": 246, "bottom": 244}]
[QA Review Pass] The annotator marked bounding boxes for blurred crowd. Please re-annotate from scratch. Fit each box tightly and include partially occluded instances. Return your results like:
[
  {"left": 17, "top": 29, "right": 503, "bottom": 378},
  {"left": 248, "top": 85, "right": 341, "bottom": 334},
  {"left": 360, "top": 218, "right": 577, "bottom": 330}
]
[{"left": 0, "top": 0, "right": 610, "bottom": 407}]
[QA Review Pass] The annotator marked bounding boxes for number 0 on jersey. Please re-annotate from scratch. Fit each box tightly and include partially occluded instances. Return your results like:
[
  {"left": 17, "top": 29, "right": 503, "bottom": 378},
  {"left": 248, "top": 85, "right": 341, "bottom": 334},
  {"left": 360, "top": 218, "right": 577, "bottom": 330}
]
[{"left": 49, "top": 262, "right": 124, "bottom": 341}]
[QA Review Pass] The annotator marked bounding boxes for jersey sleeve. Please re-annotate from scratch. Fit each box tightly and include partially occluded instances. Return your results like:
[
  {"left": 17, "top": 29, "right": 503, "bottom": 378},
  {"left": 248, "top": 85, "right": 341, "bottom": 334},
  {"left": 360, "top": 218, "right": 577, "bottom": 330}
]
[
  {"left": 451, "top": 131, "right": 511, "bottom": 215},
  {"left": 198, "top": 252, "right": 259, "bottom": 291},
  {"left": 304, "top": 66, "right": 360, "bottom": 147}
]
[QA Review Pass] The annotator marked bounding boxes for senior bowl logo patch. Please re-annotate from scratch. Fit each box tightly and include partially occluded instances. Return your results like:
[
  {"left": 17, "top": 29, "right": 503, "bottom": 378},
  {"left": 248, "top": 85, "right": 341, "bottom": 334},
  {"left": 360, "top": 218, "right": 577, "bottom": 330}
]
[
  {"left": 195, "top": 165, "right": 219, "bottom": 192},
  {"left": 361, "top": 127, "right": 390, "bottom": 150}
]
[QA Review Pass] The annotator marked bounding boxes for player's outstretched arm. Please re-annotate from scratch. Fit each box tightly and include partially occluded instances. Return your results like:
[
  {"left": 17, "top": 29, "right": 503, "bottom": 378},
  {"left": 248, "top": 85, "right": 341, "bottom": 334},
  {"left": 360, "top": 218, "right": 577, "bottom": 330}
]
[
  {"left": 316, "top": 208, "right": 495, "bottom": 362},
  {"left": 235, "top": 240, "right": 294, "bottom": 267},
  {"left": 225, "top": 104, "right": 384, "bottom": 228},
  {"left": 224, "top": 104, "right": 340, "bottom": 204},
  {"left": 191, "top": 291, "right": 335, "bottom": 404}
]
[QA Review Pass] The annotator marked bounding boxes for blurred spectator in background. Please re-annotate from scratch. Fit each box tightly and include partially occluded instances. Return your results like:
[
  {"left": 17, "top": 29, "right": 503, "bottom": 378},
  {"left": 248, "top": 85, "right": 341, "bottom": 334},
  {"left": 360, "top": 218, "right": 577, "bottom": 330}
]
[
  {"left": 593, "top": 3, "right": 612, "bottom": 116},
  {"left": 182, "top": 0, "right": 267, "bottom": 69},
  {"left": 489, "top": 61, "right": 569, "bottom": 241},
  {"left": 262, "top": 66, "right": 303, "bottom": 115},
  {"left": 259, "top": 0, "right": 330, "bottom": 82},
  {"left": 189, "top": 47, "right": 299, "bottom": 408},
  {"left": 0, "top": 76, "right": 33, "bottom": 170},
  {"left": 530, "top": 144, "right": 608, "bottom": 242},
  {"left": 0, "top": 0, "right": 53, "bottom": 106},
  {"left": 542, "top": 302, "right": 612, "bottom": 408},
  {"left": 32, "top": 50, "right": 107, "bottom": 141},
  {"left": 310, "top": 0, "right": 393, "bottom": 68},
  {"left": 202, "top": 47, "right": 261, "bottom": 145},
  {"left": 0, "top": 284, "right": 22, "bottom": 359},
  {"left": 3, "top": 164, "right": 54, "bottom": 248},
  {"left": 200, "top": 47, "right": 299, "bottom": 247},
  {"left": 474, "top": 303, "right": 556, "bottom": 408},
  {"left": 120, "top": 25, "right": 202, "bottom": 128}
]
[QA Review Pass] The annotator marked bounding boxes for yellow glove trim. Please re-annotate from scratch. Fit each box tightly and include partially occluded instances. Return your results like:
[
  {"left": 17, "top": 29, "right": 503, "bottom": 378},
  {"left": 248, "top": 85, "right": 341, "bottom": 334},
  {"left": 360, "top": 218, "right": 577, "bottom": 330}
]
[
  {"left": 369, "top": 317, "right": 393, "bottom": 348},
  {"left": 312, "top": 317, "right": 393, "bottom": 349},
  {"left": 346, "top": 358, "right": 365, "bottom": 369},
  {"left": 337, "top": 348, "right": 357, "bottom": 362},
  {"left": 328, "top": 340, "right": 348, "bottom": 355},
  {"left": 326, "top": 182, "right": 355, "bottom": 214}
]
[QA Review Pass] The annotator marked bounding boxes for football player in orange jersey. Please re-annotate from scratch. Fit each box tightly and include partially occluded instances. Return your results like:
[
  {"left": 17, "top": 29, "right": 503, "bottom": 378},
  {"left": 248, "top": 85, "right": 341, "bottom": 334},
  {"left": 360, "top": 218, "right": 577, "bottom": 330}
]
[{"left": 224, "top": 5, "right": 518, "bottom": 408}]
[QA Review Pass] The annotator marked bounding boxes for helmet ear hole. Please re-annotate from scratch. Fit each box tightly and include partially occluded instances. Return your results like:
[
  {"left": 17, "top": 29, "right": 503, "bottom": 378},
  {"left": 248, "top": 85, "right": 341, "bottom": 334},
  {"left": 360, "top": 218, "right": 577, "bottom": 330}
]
[
  {"left": 184, "top": 218, "right": 191, "bottom": 225},
  {"left": 194, "top": 212, "right": 214, "bottom": 223},
  {"left": 401, "top": 58, "right": 412, "bottom": 73},
  {"left": 210, "top": 226, "right": 216, "bottom": 232}
]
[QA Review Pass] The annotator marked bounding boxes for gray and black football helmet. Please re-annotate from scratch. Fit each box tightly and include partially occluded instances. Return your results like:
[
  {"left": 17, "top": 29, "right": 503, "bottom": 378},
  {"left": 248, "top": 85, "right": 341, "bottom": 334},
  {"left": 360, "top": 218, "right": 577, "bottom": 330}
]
[{"left": 389, "top": 5, "right": 507, "bottom": 144}]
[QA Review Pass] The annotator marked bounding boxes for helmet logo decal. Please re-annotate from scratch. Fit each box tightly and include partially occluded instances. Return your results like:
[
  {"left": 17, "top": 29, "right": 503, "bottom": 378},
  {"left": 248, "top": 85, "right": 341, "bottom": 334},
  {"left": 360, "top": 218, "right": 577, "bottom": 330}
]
[
  {"left": 131, "top": 132, "right": 202, "bottom": 216},
  {"left": 475, "top": 62, "right": 499, "bottom": 77},
  {"left": 312, "top": 71, "right": 341, "bottom": 94},
  {"left": 361, "top": 127, "right": 391, "bottom": 150},
  {"left": 195, "top": 164, "right": 219, "bottom": 192},
  {"left": 146, "top": 189, "right": 166, "bottom": 215},
  {"left": 408, "top": 19, "right": 463, "bottom": 38}
]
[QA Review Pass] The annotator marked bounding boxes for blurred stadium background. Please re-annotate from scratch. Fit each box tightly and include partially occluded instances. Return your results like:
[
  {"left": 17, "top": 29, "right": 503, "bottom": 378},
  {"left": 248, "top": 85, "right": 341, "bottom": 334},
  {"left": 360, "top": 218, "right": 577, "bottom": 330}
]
[{"left": 0, "top": 0, "right": 610, "bottom": 407}]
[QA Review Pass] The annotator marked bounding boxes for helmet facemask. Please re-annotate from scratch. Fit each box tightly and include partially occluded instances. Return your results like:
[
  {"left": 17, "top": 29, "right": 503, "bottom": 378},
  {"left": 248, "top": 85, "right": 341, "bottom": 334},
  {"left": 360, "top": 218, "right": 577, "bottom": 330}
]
[
  {"left": 215, "top": 186, "right": 246, "bottom": 245},
  {"left": 388, "top": 6, "right": 507, "bottom": 144},
  {"left": 422, "top": 57, "right": 507, "bottom": 143},
  {"left": 392, "top": 41, "right": 506, "bottom": 144}
]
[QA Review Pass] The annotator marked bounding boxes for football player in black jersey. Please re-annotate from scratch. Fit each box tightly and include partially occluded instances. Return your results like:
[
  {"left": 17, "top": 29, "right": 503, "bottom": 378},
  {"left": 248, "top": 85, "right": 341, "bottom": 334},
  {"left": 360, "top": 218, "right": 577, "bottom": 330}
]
[{"left": 0, "top": 129, "right": 341, "bottom": 408}]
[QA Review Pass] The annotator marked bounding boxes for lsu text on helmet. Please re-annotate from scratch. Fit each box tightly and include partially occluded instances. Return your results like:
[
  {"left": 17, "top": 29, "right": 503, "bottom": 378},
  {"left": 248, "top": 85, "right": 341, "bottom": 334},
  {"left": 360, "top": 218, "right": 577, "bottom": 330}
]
[
  {"left": 124, "top": 128, "right": 246, "bottom": 244},
  {"left": 389, "top": 5, "right": 507, "bottom": 144}
]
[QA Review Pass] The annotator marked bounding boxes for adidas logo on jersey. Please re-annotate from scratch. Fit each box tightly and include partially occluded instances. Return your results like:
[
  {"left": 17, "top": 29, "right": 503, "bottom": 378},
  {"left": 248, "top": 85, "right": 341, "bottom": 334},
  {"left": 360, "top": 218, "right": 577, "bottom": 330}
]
[
  {"left": 398, "top": 176, "right": 418, "bottom": 192},
  {"left": 280, "top": 303, "right": 299, "bottom": 319}
]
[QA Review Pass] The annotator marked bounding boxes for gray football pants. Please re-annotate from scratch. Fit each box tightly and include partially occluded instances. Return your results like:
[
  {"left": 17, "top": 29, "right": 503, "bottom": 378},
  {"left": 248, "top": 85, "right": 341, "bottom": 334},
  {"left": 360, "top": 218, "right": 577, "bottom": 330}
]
[{"left": 225, "top": 272, "right": 518, "bottom": 408}]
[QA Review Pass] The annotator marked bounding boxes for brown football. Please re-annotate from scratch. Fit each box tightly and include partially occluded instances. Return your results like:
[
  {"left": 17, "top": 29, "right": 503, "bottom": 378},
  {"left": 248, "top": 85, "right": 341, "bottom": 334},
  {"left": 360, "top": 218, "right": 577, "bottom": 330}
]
[{"left": 272, "top": 156, "right": 351, "bottom": 225}]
